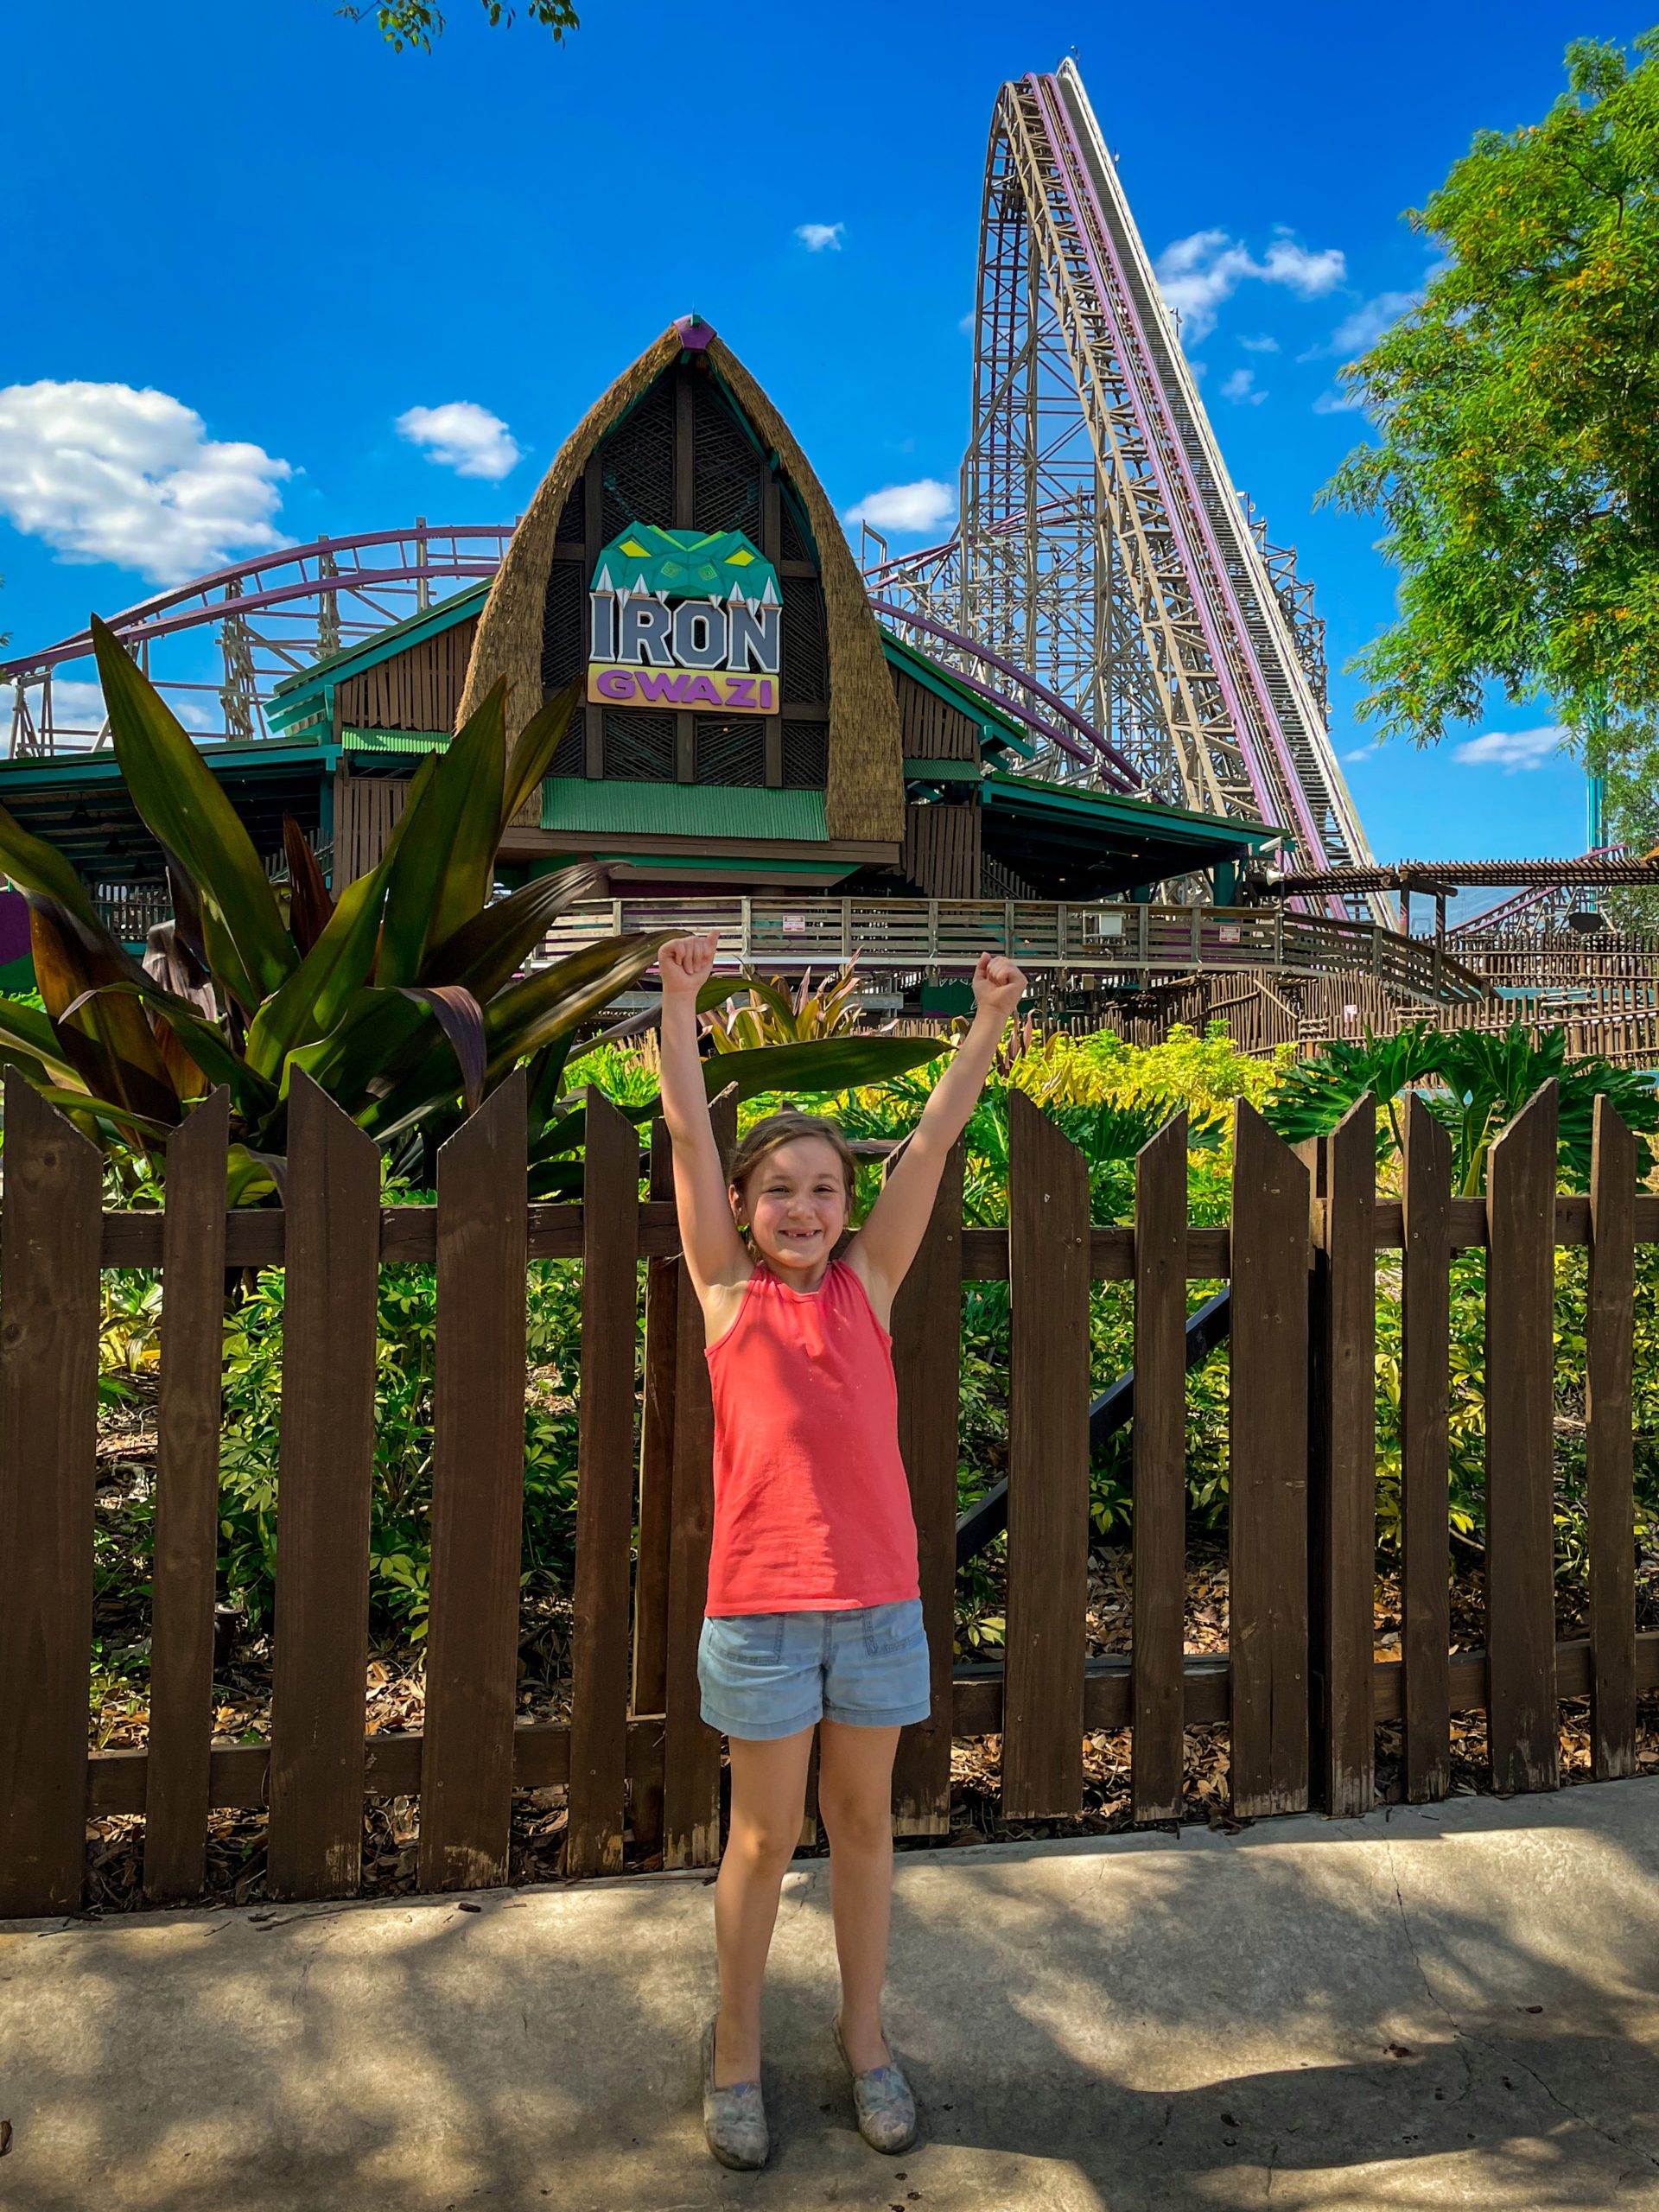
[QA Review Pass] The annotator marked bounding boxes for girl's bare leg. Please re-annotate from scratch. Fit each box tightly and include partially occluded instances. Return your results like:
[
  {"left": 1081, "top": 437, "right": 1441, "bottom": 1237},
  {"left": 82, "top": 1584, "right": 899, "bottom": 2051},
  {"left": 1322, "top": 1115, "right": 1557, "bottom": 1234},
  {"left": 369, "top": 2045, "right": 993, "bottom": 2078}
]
[
  {"left": 816, "top": 1719, "right": 902, "bottom": 2073},
  {"left": 713, "top": 1726, "right": 815, "bottom": 2087}
]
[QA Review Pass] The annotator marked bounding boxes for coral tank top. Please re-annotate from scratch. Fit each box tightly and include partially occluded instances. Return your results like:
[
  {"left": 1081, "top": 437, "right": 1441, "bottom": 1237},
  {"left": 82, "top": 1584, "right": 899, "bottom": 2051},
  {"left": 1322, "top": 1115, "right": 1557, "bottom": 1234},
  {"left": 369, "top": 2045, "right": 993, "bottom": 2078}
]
[{"left": 703, "top": 1261, "right": 920, "bottom": 1617}]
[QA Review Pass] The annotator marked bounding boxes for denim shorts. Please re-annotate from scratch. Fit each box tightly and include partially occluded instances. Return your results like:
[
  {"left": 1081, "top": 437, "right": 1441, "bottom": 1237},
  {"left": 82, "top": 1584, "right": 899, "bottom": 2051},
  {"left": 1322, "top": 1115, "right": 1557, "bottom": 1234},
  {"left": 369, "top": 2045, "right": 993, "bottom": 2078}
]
[{"left": 698, "top": 1599, "right": 931, "bottom": 1742}]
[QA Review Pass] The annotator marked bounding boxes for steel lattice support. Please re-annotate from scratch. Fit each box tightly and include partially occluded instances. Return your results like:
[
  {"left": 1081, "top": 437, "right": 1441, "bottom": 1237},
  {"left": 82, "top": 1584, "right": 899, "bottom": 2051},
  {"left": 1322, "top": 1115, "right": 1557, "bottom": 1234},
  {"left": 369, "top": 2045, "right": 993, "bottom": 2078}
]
[{"left": 875, "top": 61, "right": 1382, "bottom": 918}]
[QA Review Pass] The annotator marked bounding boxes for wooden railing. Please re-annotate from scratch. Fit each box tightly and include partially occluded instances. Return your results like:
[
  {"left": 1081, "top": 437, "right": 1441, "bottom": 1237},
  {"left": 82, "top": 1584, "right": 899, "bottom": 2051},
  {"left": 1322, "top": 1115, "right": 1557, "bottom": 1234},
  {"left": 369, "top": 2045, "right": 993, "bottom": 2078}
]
[
  {"left": 0, "top": 1072, "right": 1649, "bottom": 1916},
  {"left": 534, "top": 895, "right": 1484, "bottom": 1007}
]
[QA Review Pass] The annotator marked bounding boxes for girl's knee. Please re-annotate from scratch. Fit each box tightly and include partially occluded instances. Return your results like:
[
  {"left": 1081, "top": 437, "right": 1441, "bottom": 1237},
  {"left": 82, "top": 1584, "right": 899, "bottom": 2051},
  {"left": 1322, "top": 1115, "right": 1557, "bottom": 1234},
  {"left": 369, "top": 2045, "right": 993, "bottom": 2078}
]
[
  {"left": 818, "top": 1792, "right": 893, "bottom": 1857},
  {"left": 726, "top": 1808, "right": 800, "bottom": 1872}
]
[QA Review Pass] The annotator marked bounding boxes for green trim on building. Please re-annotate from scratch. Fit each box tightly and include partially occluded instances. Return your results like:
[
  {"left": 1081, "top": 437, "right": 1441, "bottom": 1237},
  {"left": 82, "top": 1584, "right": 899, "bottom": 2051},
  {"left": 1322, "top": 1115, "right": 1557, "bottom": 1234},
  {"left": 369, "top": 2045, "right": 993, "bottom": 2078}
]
[
  {"left": 540, "top": 779, "right": 830, "bottom": 841},
  {"left": 341, "top": 727, "right": 451, "bottom": 755},
  {"left": 981, "top": 767, "right": 1284, "bottom": 851},
  {"left": 901, "top": 755, "right": 982, "bottom": 783}
]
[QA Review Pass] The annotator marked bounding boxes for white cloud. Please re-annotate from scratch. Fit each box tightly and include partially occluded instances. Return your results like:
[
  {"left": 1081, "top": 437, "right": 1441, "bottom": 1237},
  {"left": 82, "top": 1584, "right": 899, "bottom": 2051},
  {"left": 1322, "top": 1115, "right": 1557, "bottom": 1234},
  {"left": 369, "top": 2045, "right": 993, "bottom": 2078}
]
[
  {"left": 844, "top": 479, "right": 956, "bottom": 534},
  {"left": 0, "top": 381, "right": 291, "bottom": 587},
  {"left": 1154, "top": 226, "right": 1346, "bottom": 343},
  {"left": 1238, "top": 333, "right": 1280, "bottom": 353},
  {"left": 1342, "top": 745, "right": 1378, "bottom": 763},
  {"left": 395, "top": 401, "right": 522, "bottom": 482},
  {"left": 1313, "top": 386, "right": 1364, "bottom": 415},
  {"left": 795, "top": 221, "right": 845, "bottom": 252},
  {"left": 1330, "top": 289, "right": 1421, "bottom": 357},
  {"left": 958, "top": 309, "right": 976, "bottom": 334},
  {"left": 1221, "top": 366, "right": 1268, "bottom": 406},
  {"left": 1453, "top": 724, "right": 1565, "bottom": 773}
]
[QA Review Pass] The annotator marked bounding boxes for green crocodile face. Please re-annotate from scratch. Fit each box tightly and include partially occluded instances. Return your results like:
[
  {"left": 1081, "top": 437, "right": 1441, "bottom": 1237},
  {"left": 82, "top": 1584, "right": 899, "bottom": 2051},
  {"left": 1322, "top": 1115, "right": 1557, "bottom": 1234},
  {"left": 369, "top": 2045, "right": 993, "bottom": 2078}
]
[{"left": 591, "top": 523, "right": 779, "bottom": 605}]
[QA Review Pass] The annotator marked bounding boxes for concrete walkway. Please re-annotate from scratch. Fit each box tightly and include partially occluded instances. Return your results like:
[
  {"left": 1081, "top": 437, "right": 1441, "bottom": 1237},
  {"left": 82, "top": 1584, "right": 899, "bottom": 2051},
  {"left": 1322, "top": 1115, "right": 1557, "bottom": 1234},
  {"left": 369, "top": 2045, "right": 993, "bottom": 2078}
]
[{"left": 5, "top": 1783, "right": 1659, "bottom": 2211}]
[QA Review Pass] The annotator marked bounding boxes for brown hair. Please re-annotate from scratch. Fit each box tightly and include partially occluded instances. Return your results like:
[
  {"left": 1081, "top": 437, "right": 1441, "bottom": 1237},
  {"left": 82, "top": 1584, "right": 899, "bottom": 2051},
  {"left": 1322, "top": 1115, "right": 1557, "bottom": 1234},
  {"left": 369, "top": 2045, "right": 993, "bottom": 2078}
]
[{"left": 727, "top": 1111, "right": 860, "bottom": 1217}]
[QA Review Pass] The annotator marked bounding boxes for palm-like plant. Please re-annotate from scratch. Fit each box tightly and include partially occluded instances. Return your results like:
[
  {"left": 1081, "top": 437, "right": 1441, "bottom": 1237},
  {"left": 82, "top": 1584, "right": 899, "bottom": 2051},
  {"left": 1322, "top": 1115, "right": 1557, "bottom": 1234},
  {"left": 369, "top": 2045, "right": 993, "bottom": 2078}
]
[
  {"left": 1266, "top": 1020, "right": 1659, "bottom": 1192},
  {"left": 0, "top": 620, "right": 950, "bottom": 1197},
  {"left": 702, "top": 958, "right": 876, "bottom": 1052}
]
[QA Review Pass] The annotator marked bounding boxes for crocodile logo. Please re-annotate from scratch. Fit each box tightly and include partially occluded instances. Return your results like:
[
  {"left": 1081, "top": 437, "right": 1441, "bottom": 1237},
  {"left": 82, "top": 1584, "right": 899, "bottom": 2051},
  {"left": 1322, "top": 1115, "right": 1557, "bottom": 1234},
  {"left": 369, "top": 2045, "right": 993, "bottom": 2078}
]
[{"left": 588, "top": 523, "right": 781, "bottom": 715}]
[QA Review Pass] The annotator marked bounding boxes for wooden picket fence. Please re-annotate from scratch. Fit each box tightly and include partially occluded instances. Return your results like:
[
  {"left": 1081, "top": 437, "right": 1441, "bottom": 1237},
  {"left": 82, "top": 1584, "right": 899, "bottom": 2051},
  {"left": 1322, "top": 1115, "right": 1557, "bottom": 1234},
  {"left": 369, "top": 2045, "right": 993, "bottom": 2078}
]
[{"left": 1, "top": 1069, "right": 1656, "bottom": 1920}]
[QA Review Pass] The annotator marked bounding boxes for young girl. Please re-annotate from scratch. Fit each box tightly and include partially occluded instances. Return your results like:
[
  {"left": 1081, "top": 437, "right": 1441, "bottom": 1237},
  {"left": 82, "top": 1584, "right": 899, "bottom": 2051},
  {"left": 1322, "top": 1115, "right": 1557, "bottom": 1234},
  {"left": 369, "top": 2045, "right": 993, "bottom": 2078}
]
[{"left": 657, "top": 931, "right": 1028, "bottom": 2171}]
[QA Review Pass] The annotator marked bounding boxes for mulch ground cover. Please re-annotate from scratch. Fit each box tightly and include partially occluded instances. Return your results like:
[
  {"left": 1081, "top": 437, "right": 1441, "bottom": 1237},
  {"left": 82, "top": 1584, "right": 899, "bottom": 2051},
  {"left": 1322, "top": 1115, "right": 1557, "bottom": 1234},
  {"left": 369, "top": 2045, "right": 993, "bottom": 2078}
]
[{"left": 78, "top": 1414, "right": 1659, "bottom": 1914}]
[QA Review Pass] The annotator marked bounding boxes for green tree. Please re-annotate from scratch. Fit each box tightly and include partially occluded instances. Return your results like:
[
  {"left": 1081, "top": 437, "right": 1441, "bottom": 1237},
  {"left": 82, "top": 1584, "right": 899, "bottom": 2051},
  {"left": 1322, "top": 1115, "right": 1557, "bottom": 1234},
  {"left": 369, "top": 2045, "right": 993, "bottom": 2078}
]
[
  {"left": 336, "top": 0, "right": 577, "bottom": 54},
  {"left": 1322, "top": 30, "right": 1659, "bottom": 762}
]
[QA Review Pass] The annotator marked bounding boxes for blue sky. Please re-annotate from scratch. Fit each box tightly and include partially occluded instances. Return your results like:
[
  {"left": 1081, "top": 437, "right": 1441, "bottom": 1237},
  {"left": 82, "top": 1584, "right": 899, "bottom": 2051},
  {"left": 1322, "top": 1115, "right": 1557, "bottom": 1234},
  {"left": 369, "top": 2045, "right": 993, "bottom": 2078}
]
[{"left": 3, "top": 0, "right": 1649, "bottom": 872}]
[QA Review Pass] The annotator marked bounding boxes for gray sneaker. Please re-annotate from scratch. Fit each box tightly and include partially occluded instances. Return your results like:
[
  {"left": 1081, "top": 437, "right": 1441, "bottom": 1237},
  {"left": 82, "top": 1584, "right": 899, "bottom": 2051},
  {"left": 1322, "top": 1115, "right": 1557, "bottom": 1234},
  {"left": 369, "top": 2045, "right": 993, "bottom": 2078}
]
[
  {"left": 701, "top": 2015, "right": 769, "bottom": 2171},
  {"left": 833, "top": 2013, "right": 919, "bottom": 2154}
]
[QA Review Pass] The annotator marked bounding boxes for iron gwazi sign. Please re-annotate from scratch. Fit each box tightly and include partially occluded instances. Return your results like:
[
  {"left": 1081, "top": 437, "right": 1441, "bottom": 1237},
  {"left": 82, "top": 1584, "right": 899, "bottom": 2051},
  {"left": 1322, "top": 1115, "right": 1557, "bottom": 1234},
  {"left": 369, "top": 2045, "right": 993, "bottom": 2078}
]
[{"left": 587, "top": 524, "right": 781, "bottom": 715}]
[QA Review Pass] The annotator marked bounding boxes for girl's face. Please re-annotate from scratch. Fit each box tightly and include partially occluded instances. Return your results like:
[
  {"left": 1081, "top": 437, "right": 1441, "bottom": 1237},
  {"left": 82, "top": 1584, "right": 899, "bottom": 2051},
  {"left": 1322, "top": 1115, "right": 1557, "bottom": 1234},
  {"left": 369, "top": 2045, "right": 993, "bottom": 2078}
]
[{"left": 732, "top": 1136, "right": 849, "bottom": 1280}]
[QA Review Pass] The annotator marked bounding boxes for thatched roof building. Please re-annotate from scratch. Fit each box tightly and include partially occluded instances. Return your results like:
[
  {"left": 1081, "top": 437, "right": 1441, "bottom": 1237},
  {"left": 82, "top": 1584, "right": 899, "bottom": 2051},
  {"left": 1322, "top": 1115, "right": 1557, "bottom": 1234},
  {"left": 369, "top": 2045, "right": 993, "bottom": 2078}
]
[{"left": 458, "top": 314, "right": 906, "bottom": 861}]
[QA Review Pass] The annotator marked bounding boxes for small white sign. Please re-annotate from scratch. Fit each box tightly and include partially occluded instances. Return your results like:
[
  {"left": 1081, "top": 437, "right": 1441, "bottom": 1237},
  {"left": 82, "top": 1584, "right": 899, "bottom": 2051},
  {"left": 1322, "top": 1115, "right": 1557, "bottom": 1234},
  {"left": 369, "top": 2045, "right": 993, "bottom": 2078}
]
[{"left": 783, "top": 912, "right": 806, "bottom": 934}]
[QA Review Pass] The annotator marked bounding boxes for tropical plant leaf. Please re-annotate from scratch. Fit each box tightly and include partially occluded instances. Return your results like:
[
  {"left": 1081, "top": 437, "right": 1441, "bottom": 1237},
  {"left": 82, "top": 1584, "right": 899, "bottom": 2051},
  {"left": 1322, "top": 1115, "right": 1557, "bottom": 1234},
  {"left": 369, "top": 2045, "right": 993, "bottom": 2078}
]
[
  {"left": 29, "top": 899, "right": 182, "bottom": 1128},
  {"left": 482, "top": 930, "right": 678, "bottom": 1075},
  {"left": 500, "top": 680, "right": 582, "bottom": 834},
  {"left": 244, "top": 868, "right": 391, "bottom": 1081},
  {"left": 282, "top": 817, "right": 335, "bottom": 956},
  {"left": 92, "top": 614, "right": 296, "bottom": 1005},
  {"left": 690, "top": 1033, "right": 949, "bottom": 1107},
  {"left": 400, "top": 985, "right": 487, "bottom": 1115},
  {"left": 0, "top": 994, "right": 83, "bottom": 1087},
  {"left": 421, "top": 861, "right": 601, "bottom": 995},
  {"left": 0, "top": 798, "right": 105, "bottom": 927},
  {"left": 378, "top": 683, "right": 505, "bottom": 983},
  {"left": 59, "top": 976, "right": 277, "bottom": 1122}
]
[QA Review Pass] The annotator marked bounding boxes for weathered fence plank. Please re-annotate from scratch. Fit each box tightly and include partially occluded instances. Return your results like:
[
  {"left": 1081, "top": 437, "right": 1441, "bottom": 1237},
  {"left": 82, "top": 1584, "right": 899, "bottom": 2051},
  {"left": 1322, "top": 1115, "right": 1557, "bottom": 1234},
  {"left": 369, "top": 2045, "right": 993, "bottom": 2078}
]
[
  {"left": 144, "top": 1090, "right": 230, "bottom": 1903},
  {"left": 418, "top": 1075, "right": 529, "bottom": 1892},
  {"left": 1131, "top": 1111, "right": 1187, "bottom": 1825},
  {"left": 0, "top": 1077, "right": 102, "bottom": 1918},
  {"left": 1003, "top": 1090, "right": 1090, "bottom": 1818},
  {"left": 1586, "top": 1096, "right": 1637, "bottom": 1781},
  {"left": 268, "top": 1074, "right": 382, "bottom": 1898},
  {"left": 631, "top": 1119, "right": 677, "bottom": 1857},
  {"left": 662, "top": 1090, "right": 736, "bottom": 1869},
  {"left": 1401, "top": 1096, "right": 1452, "bottom": 1802},
  {"left": 1314, "top": 1100, "right": 1376, "bottom": 1817},
  {"left": 1229, "top": 1101, "right": 1310, "bottom": 1818},
  {"left": 1485, "top": 1080, "right": 1560, "bottom": 1795},
  {"left": 567, "top": 1093, "right": 643, "bottom": 1877},
  {"left": 892, "top": 1143, "right": 963, "bottom": 1836}
]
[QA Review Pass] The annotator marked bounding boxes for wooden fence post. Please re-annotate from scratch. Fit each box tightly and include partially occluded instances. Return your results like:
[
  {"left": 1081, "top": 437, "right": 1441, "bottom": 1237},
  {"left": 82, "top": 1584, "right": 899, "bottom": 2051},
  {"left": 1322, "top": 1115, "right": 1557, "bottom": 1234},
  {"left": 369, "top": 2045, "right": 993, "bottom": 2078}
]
[
  {"left": 1311, "top": 1099, "right": 1376, "bottom": 1818},
  {"left": 1401, "top": 1096, "right": 1452, "bottom": 1802},
  {"left": 145, "top": 1089, "right": 231, "bottom": 1904},
  {"left": 0, "top": 1077, "right": 102, "bottom": 1918},
  {"left": 631, "top": 1119, "right": 677, "bottom": 1857},
  {"left": 1485, "top": 1080, "right": 1560, "bottom": 1795},
  {"left": 1131, "top": 1111, "right": 1186, "bottom": 1825},
  {"left": 662, "top": 1088, "right": 735, "bottom": 1870},
  {"left": 268, "top": 1072, "right": 381, "bottom": 1899},
  {"left": 1003, "top": 1090, "right": 1089, "bottom": 1820},
  {"left": 567, "top": 1091, "right": 643, "bottom": 1876},
  {"left": 891, "top": 1142, "right": 963, "bottom": 1837},
  {"left": 1230, "top": 1100, "right": 1311, "bottom": 1818},
  {"left": 1586, "top": 1095, "right": 1637, "bottom": 1781},
  {"left": 419, "top": 1073, "right": 529, "bottom": 1892}
]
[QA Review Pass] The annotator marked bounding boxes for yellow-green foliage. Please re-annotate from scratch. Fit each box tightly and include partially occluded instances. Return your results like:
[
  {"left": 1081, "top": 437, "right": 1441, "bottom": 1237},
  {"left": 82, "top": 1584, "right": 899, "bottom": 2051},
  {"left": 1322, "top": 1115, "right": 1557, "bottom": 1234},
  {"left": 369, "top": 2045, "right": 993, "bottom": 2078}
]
[{"left": 1005, "top": 1022, "right": 1294, "bottom": 1117}]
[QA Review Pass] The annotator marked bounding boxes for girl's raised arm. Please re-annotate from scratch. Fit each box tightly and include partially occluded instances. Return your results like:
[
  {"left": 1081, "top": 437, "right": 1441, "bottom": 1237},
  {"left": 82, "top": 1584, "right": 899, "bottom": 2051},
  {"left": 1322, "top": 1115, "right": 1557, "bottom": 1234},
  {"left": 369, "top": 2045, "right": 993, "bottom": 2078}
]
[
  {"left": 849, "top": 952, "right": 1027, "bottom": 1322},
  {"left": 658, "top": 931, "right": 753, "bottom": 1303}
]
